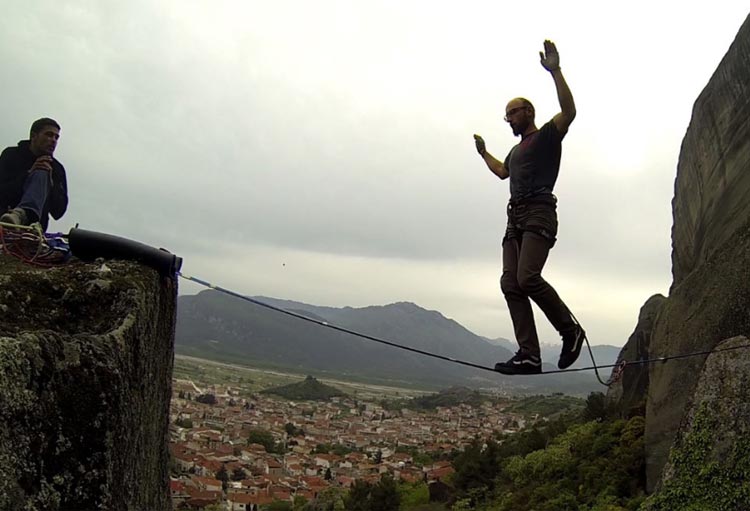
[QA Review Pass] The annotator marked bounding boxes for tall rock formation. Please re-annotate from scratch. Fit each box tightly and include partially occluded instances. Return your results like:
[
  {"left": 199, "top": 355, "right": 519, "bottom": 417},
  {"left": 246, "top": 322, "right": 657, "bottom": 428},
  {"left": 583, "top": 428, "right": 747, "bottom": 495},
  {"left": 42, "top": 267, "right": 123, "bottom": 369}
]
[
  {"left": 606, "top": 294, "right": 665, "bottom": 417},
  {"left": 670, "top": 14, "right": 750, "bottom": 287},
  {"left": 611, "top": 13, "right": 750, "bottom": 492},
  {"left": 0, "top": 256, "right": 177, "bottom": 511}
]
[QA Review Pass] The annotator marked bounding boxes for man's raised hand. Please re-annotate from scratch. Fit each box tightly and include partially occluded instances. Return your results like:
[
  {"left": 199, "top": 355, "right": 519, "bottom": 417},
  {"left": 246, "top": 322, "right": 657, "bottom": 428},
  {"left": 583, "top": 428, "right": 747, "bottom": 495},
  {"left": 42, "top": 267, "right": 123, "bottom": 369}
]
[
  {"left": 473, "top": 134, "right": 486, "bottom": 157},
  {"left": 539, "top": 39, "right": 560, "bottom": 72}
]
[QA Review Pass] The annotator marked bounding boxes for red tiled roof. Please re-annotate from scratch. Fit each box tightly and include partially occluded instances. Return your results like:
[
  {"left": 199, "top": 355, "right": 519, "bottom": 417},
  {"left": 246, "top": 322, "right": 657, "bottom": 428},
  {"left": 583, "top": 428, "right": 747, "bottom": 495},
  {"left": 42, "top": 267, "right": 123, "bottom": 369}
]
[
  {"left": 337, "top": 476, "right": 355, "bottom": 487},
  {"left": 173, "top": 452, "right": 196, "bottom": 463},
  {"left": 427, "top": 466, "right": 455, "bottom": 480},
  {"left": 191, "top": 476, "right": 222, "bottom": 488},
  {"left": 195, "top": 459, "right": 223, "bottom": 473},
  {"left": 296, "top": 489, "right": 315, "bottom": 500},
  {"left": 183, "top": 488, "right": 221, "bottom": 501},
  {"left": 227, "top": 493, "right": 256, "bottom": 504}
]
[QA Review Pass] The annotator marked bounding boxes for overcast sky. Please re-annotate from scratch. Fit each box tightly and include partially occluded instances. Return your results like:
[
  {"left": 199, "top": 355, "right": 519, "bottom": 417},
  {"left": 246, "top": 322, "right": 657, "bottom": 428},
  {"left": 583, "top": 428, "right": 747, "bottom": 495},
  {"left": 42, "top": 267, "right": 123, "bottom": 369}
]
[{"left": 2, "top": 1, "right": 747, "bottom": 350}]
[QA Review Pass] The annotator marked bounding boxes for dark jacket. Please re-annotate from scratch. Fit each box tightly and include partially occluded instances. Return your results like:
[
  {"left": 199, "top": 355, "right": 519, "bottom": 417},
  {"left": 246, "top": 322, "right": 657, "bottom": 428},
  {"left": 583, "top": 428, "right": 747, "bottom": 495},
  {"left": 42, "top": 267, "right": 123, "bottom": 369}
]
[{"left": 0, "top": 140, "right": 68, "bottom": 231}]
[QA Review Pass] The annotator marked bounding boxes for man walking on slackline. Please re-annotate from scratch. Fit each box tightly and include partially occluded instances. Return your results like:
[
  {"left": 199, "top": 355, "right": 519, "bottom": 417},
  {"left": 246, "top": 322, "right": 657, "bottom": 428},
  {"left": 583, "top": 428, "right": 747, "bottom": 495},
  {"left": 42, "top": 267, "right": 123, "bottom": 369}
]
[{"left": 473, "top": 40, "right": 586, "bottom": 375}]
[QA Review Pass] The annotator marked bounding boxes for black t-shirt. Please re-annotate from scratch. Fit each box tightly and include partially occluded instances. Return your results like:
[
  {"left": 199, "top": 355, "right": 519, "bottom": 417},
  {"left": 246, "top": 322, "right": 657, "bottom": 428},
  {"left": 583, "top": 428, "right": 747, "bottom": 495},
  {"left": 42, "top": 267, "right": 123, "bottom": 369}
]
[{"left": 505, "top": 120, "right": 565, "bottom": 200}]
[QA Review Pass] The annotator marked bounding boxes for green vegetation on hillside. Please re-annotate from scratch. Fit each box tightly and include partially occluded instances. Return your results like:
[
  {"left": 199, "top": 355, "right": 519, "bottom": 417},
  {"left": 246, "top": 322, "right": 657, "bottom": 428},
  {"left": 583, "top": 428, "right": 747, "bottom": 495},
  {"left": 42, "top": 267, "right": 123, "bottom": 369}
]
[
  {"left": 246, "top": 428, "right": 285, "bottom": 454},
  {"left": 505, "top": 392, "right": 584, "bottom": 418},
  {"left": 384, "top": 389, "right": 583, "bottom": 416},
  {"left": 261, "top": 375, "right": 346, "bottom": 401},
  {"left": 450, "top": 411, "right": 646, "bottom": 510},
  {"left": 293, "top": 392, "right": 648, "bottom": 511},
  {"left": 640, "top": 402, "right": 750, "bottom": 510}
]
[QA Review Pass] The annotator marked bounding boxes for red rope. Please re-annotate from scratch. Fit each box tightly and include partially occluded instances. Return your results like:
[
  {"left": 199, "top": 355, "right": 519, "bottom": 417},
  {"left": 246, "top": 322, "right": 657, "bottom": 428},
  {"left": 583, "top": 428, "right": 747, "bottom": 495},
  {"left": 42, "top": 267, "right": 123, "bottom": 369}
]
[{"left": 0, "top": 225, "right": 62, "bottom": 268}]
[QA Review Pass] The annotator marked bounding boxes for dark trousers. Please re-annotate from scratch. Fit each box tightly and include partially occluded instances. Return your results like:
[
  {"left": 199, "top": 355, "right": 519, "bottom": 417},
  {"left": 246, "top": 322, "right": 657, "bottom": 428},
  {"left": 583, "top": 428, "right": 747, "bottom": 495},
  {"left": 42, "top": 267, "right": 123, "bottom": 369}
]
[
  {"left": 16, "top": 170, "right": 51, "bottom": 221},
  {"left": 500, "top": 198, "right": 575, "bottom": 357}
]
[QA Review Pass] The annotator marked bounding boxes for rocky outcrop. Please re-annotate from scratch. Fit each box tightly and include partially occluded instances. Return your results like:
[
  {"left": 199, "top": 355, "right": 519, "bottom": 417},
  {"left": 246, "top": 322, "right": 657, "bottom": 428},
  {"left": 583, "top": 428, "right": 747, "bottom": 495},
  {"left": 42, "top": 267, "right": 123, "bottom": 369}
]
[
  {"left": 643, "top": 213, "right": 750, "bottom": 490},
  {"left": 641, "top": 13, "right": 750, "bottom": 491},
  {"left": 612, "top": 13, "right": 750, "bottom": 492},
  {"left": 670, "top": 14, "right": 750, "bottom": 287},
  {"left": 641, "top": 337, "right": 750, "bottom": 509},
  {"left": 606, "top": 294, "right": 665, "bottom": 417},
  {"left": 0, "top": 256, "right": 176, "bottom": 510}
]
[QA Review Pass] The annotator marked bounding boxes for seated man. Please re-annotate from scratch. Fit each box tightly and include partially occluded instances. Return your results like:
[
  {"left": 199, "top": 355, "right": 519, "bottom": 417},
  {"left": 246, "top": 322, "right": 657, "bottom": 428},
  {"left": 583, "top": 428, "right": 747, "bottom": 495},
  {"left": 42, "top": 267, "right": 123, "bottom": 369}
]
[{"left": 0, "top": 118, "right": 68, "bottom": 230}]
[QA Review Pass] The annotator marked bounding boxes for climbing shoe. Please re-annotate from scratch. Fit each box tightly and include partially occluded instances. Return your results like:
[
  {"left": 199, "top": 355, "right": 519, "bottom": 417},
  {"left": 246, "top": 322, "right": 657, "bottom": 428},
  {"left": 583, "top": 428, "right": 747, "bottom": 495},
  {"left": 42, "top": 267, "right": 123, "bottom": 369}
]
[
  {"left": 494, "top": 352, "right": 542, "bottom": 375},
  {"left": 558, "top": 324, "right": 586, "bottom": 369},
  {"left": 0, "top": 207, "right": 29, "bottom": 226}
]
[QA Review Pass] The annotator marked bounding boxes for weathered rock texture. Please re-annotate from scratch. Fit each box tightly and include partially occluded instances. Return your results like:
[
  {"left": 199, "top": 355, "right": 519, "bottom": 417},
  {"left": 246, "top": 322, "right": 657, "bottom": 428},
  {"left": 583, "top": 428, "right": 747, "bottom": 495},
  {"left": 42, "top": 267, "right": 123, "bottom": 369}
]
[
  {"left": 643, "top": 13, "right": 750, "bottom": 491},
  {"left": 670, "top": 14, "right": 750, "bottom": 287},
  {"left": 614, "top": 13, "right": 750, "bottom": 492},
  {"left": 606, "top": 294, "right": 665, "bottom": 417},
  {"left": 643, "top": 217, "right": 750, "bottom": 490},
  {"left": 0, "top": 255, "right": 176, "bottom": 510},
  {"left": 641, "top": 337, "right": 750, "bottom": 510}
]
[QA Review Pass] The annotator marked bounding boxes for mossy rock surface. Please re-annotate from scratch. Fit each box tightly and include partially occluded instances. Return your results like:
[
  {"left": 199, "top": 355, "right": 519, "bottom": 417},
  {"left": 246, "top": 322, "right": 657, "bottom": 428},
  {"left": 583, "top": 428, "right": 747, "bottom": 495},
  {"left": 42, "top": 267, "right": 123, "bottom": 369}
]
[
  {"left": 0, "top": 255, "right": 176, "bottom": 511},
  {"left": 641, "top": 336, "right": 750, "bottom": 510}
]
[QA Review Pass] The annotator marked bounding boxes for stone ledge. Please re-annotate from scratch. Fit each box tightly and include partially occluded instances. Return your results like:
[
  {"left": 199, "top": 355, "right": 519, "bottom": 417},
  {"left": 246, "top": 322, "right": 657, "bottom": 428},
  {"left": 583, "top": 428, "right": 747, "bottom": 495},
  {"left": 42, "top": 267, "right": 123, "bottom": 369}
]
[{"left": 0, "top": 255, "right": 176, "bottom": 511}]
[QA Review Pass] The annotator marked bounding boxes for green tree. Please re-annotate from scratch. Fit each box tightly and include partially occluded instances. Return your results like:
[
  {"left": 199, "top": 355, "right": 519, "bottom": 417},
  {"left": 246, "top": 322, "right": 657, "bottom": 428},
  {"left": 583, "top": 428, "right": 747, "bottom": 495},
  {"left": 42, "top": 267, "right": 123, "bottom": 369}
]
[
  {"left": 412, "top": 452, "right": 433, "bottom": 467},
  {"left": 175, "top": 417, "right": 193, "bottom": 428},
  {"left": 247, "top": 429, "right": 280, "bottom": 453},
  {"left": 345, "top": 479, "right": 373, "bottom": 511},
  {"left": 583, "top": 392, "right": 612, "bottom": 422},
  {"left": 332, "top": 444, "right": 353, "bottom": 456},
  {"left": 168, "top": 454, "right": 180, "bottom": 476},
  {"left": 196, "top": 393, "right": 217, "bottom": 405},
  {"left": 397, "top": 481, "right": 429, "bottom": 510},
  {"left": 452, "top": 437, "right": 502, "bottom": 499},
  {"left": 486, "top": 416, "right": 646, "bottom": 511},
  {"left": 267, "top": 501, "right": 293, "bottom": 511},
  {"left": 309, "top": 487, "right": 346, "bottom": 511},
  {"left": 370, "top": 475, "right": 400, "bottom": 511},
  {"left": 285, "top": 422, "right": 304, "bottom": 437},
  {"left": 215, "top": 464, "right": 229, "bottom": 492},
  {"left": 313, "top": 444, "right": 331, "bottom": 454},
  {"left": 292, "top": 495, "right": 308, "bottom": 511}
]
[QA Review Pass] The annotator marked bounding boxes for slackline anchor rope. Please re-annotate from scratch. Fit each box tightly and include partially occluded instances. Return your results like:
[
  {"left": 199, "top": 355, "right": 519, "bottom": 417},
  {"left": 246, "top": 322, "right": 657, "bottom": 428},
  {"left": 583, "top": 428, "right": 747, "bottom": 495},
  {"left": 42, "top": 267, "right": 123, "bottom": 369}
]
[{"left": 177, "top": 272, "right": 750, "bottom": 387}]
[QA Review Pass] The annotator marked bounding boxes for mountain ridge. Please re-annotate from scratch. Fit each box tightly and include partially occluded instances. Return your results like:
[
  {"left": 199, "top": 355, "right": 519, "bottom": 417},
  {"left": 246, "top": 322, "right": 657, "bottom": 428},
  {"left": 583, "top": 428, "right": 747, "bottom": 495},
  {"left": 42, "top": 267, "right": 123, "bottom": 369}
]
[{"left": 175, "top": 290, "right": 616, "bottom": 394}]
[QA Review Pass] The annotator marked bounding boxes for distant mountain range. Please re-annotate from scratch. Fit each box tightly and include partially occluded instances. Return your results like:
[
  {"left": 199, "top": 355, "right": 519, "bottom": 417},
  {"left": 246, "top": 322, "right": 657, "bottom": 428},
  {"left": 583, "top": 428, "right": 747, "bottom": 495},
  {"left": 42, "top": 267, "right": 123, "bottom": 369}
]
[{"left": 175, "top": 290, "right": 623, "bottom": 395}]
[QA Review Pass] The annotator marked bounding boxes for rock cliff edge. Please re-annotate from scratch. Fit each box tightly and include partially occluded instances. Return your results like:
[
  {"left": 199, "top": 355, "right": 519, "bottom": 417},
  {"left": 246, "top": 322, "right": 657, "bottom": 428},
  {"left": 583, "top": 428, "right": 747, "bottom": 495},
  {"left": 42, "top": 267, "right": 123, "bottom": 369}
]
[{"left": 0, "top": 255, "right": 176, "bottom": 511}]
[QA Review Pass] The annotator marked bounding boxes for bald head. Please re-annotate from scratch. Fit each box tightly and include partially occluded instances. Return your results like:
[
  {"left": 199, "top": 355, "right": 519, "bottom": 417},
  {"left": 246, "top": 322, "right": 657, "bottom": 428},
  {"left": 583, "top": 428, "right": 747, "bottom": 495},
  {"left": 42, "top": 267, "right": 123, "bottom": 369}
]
[
  {"left": 506, "top": 97, "right": 535, "bottom": 117},
  {"left": 504, "top": 98, "right": 536, "bottom": 137}
]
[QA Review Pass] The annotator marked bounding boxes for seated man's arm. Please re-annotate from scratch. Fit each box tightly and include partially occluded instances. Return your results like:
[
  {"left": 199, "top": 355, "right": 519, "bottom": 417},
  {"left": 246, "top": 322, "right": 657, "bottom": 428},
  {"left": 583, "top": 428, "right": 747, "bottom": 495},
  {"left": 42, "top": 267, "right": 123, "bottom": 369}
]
[
  {"left": 48, "top": 164, "right": 68, "bottom": 219},
  {"left": 0, "top": 148, "right": 21, "bottom": 211}
]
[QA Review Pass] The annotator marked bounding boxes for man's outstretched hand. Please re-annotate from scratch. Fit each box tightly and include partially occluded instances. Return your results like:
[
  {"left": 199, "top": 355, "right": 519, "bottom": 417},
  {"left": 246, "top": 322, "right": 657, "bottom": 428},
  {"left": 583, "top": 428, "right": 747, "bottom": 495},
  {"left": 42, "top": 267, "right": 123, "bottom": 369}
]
[
  {"left": 473, "top": 134, "right": 486, "bottom": 157},
  {"left": 539, "top": 39, "right": 560, "bottom": 72}
]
